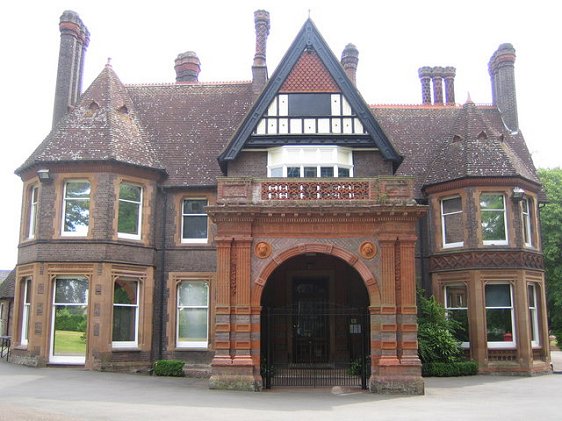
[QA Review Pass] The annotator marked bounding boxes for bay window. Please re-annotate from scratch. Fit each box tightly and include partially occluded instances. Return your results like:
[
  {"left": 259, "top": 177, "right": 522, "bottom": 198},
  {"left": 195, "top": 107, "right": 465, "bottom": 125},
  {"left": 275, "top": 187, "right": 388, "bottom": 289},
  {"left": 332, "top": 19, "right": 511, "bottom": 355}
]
[
  {"left": 62, "top": 180, "right": 91, "bottom": 236},
  {"left": 444, "top": 285, "right": 469, "bottom": 347},
  {"left": 441, "top": 196, "right": 463, "bottom": 248},
  {"left": 485, "top": 283, "right": 515, "bottom": 348},
  {"left": 480, "top": 193, "right": 507, "bottom": 245},
  {"left": 521, "top": 198, "right": 533, "bottom": 247},
  {"left": 118, "top": 183, "right": 143, "bottom": 239},
  {"left": 528, "top": 284, "right": 540, "bottom": 347},
  {"left": 267, "top": 146, "right": 353, "bottom": 178},
  {"left": 20, "top": 278, "right": 32, "bottom": 346},
  {"left": 28, "top": 186, "right": 39, "bottom": 239},
  {"left": 112, "top": 279, "right": 139, "bottom": 348}
]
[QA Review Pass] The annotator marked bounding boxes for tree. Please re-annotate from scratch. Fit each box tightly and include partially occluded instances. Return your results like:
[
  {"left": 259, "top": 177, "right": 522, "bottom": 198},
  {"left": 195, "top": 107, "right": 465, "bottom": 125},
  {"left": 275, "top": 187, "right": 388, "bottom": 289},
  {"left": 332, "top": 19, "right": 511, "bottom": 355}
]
[
  {"left": 537, "top": 168, "right": 562, "bottom": 344},
  {"left": 417, "top": 290, "right": 463, "bottom": 363}
]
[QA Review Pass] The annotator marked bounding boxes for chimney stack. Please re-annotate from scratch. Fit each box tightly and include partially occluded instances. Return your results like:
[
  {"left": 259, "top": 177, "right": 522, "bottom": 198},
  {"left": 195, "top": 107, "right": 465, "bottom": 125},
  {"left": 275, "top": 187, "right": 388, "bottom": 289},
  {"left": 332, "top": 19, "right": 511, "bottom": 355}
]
[
  {"left": 175, "top": 51, "right": 201, "bottom": 82},
  {"left": 418, "top": 66, "right": 432, "bottom": 104},
  {"left": 489, "top": 43, "right": 518, "bottom": 132},
  {"left": 341, "top": 43, "right": 359, "bottom": 86},
  {"left": 53, "top": 10, "right": 89, "bottom": 128},
  {"left": 443, "top": 66, "right": 456, "bottom": 105},
  {"left": 431, "top": 67, "right": 444, "bottom": 105},
  {"left": 418, "top": 66, "right": 456, "bottom": 105},
  {"left": 252, "top": 10, "right": 270, "bottom": 95}
]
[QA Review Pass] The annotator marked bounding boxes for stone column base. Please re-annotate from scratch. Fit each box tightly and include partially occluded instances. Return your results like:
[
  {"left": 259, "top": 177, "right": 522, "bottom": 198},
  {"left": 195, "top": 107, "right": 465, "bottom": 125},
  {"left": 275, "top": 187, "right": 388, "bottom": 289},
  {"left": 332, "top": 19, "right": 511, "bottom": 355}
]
[
  {"left": 209, "top": 364, "right": 262, "bottom": 391},
  {"left": 369, "top": 364, "right": 424, "bottom": 395}
]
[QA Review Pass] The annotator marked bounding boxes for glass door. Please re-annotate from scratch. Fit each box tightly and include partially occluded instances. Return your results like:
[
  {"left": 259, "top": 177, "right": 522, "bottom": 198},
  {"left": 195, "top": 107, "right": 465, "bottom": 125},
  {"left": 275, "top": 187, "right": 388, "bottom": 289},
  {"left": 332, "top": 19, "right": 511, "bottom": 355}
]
[{"left": 50, "top": 277, "right": 88, "bottom": 364}]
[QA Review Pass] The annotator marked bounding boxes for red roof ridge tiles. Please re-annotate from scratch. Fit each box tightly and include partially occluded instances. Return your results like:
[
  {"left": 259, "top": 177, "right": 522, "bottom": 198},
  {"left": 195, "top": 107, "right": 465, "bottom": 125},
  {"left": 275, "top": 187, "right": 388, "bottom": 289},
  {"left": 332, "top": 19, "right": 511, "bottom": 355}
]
[
  {"left": 124, "top": 80, "right": 252, "bottom": 88},
  {"left": 369, "top": 103, "right": 494, "bottom": 109}
]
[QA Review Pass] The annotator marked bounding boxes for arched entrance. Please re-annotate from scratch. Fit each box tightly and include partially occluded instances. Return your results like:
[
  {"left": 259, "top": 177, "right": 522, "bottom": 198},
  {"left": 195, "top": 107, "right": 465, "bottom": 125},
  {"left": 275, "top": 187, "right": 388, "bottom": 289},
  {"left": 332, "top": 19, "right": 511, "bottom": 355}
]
[{"left": 260, "top": 253, "right": 370, "bottom": 388}]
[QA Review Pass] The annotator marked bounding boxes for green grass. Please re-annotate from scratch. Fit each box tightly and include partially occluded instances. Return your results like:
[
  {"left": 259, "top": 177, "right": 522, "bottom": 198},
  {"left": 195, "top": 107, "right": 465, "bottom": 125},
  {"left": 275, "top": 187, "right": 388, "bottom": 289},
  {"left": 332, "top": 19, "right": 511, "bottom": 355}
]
[{"left": 54, "top": 330, "right": 86, "bottom": 356}]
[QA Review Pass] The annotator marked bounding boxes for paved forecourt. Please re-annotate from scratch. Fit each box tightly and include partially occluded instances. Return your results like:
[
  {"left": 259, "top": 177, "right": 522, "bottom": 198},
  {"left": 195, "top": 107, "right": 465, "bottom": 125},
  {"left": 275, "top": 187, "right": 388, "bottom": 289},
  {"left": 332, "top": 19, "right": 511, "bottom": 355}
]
[{"left": 0, "top": 353, "right": 561, "bottom": 421}]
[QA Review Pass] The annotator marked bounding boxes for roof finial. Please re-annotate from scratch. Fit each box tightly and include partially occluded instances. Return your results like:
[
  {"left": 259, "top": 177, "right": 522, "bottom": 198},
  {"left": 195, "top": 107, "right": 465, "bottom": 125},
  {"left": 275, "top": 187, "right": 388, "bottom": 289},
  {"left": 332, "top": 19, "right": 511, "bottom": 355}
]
[
  {"left": 465, "top": 91, "right": 474, "bottom": 104},
  {"left": 106, "top": 57, "right": 112, "bottom": 67},
  {"left": 308, "top": 9, "right": 311, "bottom": 19}
]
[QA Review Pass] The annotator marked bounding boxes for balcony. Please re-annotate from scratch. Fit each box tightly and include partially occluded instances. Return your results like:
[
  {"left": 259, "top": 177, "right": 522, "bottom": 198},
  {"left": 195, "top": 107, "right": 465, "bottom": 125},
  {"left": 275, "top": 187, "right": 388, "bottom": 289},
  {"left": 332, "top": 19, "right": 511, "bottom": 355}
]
[{"left": 216, "top": 177, "right": 416, "bottom": 206}]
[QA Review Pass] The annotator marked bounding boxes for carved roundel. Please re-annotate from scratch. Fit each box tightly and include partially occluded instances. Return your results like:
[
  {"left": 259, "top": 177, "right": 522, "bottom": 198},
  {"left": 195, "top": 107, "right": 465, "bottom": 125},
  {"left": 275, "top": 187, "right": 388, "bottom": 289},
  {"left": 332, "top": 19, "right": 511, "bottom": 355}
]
[
  {"left": 360, "top": 241, "right": 377, "bottom": 259},
  {"left": 255, "top": 241, "right": 272, "bottom": 259}
]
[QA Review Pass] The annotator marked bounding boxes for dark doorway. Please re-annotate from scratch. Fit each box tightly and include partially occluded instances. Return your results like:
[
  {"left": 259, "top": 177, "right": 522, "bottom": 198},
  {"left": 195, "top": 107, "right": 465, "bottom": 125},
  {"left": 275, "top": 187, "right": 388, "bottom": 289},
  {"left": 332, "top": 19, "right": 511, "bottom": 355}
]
[
  {"left": 261, "top": 253, "right": 370, "bottom": 388},
  {"left": 292, "top": 276, "right": 330, "bottom": 363}
]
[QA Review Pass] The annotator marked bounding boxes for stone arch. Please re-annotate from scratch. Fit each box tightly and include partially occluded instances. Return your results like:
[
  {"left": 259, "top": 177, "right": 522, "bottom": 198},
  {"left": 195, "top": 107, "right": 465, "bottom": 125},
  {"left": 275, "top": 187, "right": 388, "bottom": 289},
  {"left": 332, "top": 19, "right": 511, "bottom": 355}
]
[{"left": 251, "top": 243, "right": 381, "bottom": 307}]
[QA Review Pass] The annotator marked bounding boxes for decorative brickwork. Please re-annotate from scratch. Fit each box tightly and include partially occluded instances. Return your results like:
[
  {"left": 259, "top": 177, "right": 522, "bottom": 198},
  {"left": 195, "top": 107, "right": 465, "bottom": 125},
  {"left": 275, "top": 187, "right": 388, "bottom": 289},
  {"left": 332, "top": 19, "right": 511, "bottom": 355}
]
[
  {"left": 430, "top": 250, "right": 544, "bottom": 272},
  {"left": 280, "top": 50, "right": 340, "bottom": 93}
]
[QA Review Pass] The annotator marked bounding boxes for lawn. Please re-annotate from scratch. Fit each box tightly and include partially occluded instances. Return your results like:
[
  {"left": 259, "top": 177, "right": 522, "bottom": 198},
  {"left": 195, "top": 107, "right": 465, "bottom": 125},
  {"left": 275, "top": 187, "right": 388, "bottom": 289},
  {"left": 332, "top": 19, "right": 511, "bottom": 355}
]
[{"left": 54, "top": 330, "right": 86, "bottom": 356}]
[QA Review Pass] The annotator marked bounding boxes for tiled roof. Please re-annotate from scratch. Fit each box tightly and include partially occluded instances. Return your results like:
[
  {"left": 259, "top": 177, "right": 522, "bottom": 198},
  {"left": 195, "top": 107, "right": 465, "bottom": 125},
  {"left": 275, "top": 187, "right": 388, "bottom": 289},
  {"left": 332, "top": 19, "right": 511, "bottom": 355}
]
[
  {"left": 18, "top": 65, "right": 163, "bottom": 174},
  {"left": 279, "top": 50, "right": 340, "bottom": 93},
  {"left": 371, "top": 103, "right": 539, "bottom": 196},
  {"left": 17, "top": 67, "right": 255, "bottom": 186},
  {"left": 17, "top": 62, "right": 538, "bottom": 194},
  {"left": 126, "top": 82, "right": 254, "bottom": 186},
  {"left": 0, "top": 269, "right": 15, "bottom": 299}
]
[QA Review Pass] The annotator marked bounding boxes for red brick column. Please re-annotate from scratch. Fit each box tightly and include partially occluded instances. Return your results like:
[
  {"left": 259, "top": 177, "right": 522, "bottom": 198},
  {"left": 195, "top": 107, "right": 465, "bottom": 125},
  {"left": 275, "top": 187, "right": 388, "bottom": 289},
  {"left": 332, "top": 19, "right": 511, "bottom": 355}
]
[
  {"left": 211, "top": 237, "right": 233, "bottom": 367},
  {"left": 397, "top": 236, "right": 422, "bottom": 367}
]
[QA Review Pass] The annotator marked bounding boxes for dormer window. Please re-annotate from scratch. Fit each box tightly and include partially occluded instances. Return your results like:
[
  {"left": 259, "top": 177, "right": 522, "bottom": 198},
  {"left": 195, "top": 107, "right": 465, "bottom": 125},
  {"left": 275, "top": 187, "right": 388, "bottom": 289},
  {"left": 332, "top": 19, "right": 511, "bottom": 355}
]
[{"left": 267, "top": 146, "right": 353, "bottom": 178}]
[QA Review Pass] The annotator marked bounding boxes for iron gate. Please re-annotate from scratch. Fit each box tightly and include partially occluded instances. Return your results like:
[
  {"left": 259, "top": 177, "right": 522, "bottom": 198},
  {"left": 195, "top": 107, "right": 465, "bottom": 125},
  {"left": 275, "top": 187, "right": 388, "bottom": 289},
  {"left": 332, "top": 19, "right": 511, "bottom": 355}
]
[{"left": 261, "top": 305, "right": 370, "bottom": 389}]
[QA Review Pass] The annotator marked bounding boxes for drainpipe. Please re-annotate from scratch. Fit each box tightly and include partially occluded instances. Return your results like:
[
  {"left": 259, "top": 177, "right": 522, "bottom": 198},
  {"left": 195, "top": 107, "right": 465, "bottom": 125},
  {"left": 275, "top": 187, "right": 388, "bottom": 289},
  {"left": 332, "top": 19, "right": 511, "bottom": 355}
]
[{"left": 157, "top": 188, "right": 168, "bottom": 361}]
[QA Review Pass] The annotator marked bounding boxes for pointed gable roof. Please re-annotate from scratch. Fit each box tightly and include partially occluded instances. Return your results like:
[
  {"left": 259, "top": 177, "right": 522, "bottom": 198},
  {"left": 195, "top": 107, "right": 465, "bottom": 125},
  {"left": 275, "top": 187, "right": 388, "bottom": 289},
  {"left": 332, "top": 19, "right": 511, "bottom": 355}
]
[
  {"left": 422, "top": 101, "right": 539, "bottom": 187},
  {"left": 219, "top": 18, "right": 401, "bottom": 171},
  {"left": 16, "top": 64, "right": 164, "bottom": 175}
]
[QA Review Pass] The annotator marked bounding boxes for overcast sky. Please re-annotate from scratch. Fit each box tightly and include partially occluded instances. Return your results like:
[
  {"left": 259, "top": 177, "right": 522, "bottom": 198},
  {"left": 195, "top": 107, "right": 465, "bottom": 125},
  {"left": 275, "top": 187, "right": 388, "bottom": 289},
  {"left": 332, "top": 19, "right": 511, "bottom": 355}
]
[{"left": 0, "top": 0, "right": 560, "bottom": 270}]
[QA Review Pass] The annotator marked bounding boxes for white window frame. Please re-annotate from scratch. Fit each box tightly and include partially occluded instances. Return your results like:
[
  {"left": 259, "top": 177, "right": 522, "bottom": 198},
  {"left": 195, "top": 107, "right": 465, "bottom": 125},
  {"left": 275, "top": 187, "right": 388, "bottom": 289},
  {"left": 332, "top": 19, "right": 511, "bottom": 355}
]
[
  {"left": 20, "top": 278, "right": 32, "bottom": 346},
  {"left": 176, "top": 280, "right": 209, "bottom": 349},
  {"left": 112, "top": 279, "right": 140, "bottom": 349},
  {"left": 444, "top": 284, "right": 470, "bottom": 348},
  {"left": 28, "top": 186, "right": 39, "bottom": 239},
  {"left": 49, "top": 277, "right": 89, "bottom": 365},
  {"left": 61, "top": 180, "right": 91, "bottom": 237},
  {"left": 528, "top": 283, "right": 540, "bottom": 347},
  {"left": 117, "top": 183, "right": 143, "bottom": 240},
  {"left": 521, "top": 198, "right": 533, "bottom": 248},
  {"left": 480, "top": 193, "right": 508, "bottom": 246},
  {"left": 181, "top": 199, "right": 208, "bottom": 244},
  {"left": 441, "top": 196, "right": 464, "bottom": 248},
  {"left": 267, "top": 146, "right": 353, "bottom": 178},
  {"left": 485, "top": 283, "right": 516, "bottom": 349}
]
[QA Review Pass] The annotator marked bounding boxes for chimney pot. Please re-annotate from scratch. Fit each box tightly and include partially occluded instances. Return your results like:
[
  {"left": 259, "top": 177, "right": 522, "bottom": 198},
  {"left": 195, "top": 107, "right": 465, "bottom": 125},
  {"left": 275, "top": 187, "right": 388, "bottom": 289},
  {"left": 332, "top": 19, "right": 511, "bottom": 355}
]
[
  {"left": 341, "top": 43, "right": 359, "bottom": 86},
  {"left": 175, "top": 51, "right": 201, "bottom": 83},
  {"left": 252, "top": 10, "right": 270, "bottom": 95},
  {"left": 488, "top": 43, "right": 518, "bottom": 131},
  {"left": 443, "top": 66, "right": 456, "bottom": 105},
  {"left": 53, "top": 10, "right": 89, "bottom": 128},
  {"left": 253, "top": 10, "right": 270, "bottom": 67},
  {"left": 431, "top": 66, "right": 445, "bottom": 105},
  {"left": 418, "top": 66, "right": 432, "bottom": 104}
]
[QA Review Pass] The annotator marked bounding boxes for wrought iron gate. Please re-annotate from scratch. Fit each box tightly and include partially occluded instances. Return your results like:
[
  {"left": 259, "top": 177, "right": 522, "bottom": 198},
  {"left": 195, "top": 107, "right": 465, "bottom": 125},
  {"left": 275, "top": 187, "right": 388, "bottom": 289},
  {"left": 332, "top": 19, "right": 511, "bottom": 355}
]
[{"left": 261, "top": 305, "right": 370, "bottom": 389}]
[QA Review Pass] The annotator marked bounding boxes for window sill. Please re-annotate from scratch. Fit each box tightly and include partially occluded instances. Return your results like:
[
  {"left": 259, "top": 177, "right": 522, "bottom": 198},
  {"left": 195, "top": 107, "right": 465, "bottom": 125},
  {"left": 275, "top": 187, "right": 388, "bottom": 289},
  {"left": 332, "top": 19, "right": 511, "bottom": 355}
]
[
  {"left": 118, "top": 235, "right": 142, "bottom": 242},
  {"left": 442, "top": 243, "right": 464, "bottom": 250},
  {"left": 487, "top": 344, "right": 516, "bottom": 350},
  {"left": 173, "top": 347, "right": 209, "bottom": 352},
  {"left": 111, "top": 347, "right": 141, "bottom": 352}
]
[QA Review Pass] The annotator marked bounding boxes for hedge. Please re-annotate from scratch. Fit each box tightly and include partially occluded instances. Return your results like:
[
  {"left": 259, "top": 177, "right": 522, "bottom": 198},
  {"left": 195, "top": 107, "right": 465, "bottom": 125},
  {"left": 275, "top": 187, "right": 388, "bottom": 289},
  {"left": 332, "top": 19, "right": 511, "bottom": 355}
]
[
  {"left": 153, "top": 360, "right": 185, "bottom": 377},
  {"left": 422, "top": 361, "right": 478, "bottom": 377}
]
